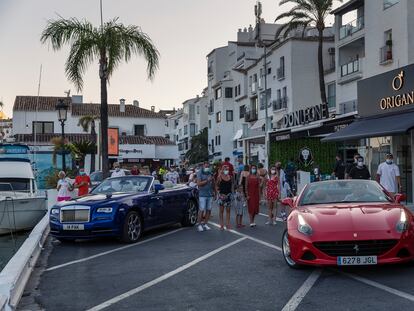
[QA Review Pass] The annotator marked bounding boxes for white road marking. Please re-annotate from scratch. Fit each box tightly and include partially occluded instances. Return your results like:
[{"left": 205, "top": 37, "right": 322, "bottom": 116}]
[
  {"left": 258, "top": 212, "right": 284, "bottom": 222},
  {"left": 46, "top": 228, "right": 185, "bottom": 272},
  {"left": 339, "top": 271, "right": 414, "bottom": 302},
  {"left": 209, "top": 221, "right": 282, "bottom": 251},
  {"left": 86, "top": 237, "right": 247, "bottom": 311},
  {"left": 281, "top": 269, "right": 322, "bottom": 311}
]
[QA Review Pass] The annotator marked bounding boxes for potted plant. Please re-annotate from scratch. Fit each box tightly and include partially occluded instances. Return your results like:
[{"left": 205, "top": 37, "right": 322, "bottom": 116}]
[{"left": 386, "top": 40, "right": 393, "bottom": 60}]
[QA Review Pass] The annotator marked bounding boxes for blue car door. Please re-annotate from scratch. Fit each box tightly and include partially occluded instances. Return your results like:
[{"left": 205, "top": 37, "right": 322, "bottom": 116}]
[
  {"left": 147, "top": 193, "right": 165, "bottom": 226},
  {"left": 159, "top": 189, "right": 178, "bottom": 223}
]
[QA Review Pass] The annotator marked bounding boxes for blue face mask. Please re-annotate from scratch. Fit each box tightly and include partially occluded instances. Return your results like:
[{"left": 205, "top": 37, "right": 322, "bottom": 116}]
[
  {"left": 80, "top": 172, "right": 86, "bottom": 176},
  {"left": 203, "top": 167, "right": 210, "bottom": 174},
  {"left": 251, "top": 169, "right": 257, "bottom": 174}
]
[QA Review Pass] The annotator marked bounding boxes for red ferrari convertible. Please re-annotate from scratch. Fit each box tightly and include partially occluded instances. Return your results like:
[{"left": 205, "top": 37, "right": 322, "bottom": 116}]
[{"left": 281, "top": 180, "right": 414, "bottom": 268}]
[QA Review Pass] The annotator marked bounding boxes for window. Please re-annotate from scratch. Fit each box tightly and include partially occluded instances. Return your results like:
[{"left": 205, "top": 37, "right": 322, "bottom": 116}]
[
  {"left": 239, "top": 141, "right": 243, "bottom": 148},
  {"left": 32, "top": 121, "right": 54, "bottom": 134},
  {"left": 208, "top": 120, "right": 211, "bottom": 129},
  {"left": 211, "top": 139, "right": 214, "bottom": 152},
  {"left": 226, "top": 110, "right": 233, "bottom": 121},
  {"left": 190, "top": 124, "right": 196, "bottom": 137},
  {"left": 234, "top": 86, "right": 238, "bottom": 97},
  {"left": 239, "top": 105, "right": 246, "bottom": 118},
  {"left": 384, "top": 0, "right": 399, "bottom": 9},
  {"left": 238, "top": 84, "right": 241, "bottom": 96},
  {"left": 165, "top": 120, "right": 169, "bottom": 127},
  {"left": 327, "top": 83, "right": 336, "bottom": 108},
  {"left": 216, "top": 111, "right": 221, "bottom": 123},
  {"left": 225, "top": 87, "right": 233, "bottom": 98},
  {"left": 253, "top": 73, "right": 257, "bottom": 83},
  {"left": 260, "top": 89, "right": 271, "bottom": 110},
  {"left": 216, "top": 135, "right": 221, "bottom": 145},
  {"left": 380, "top": 29, "right": 393, "bottom": 63},
  {"left": 280, "top": 56, "right": 285, "bottom": 69},
  {"left": 189, "top": 104, "right": 195, "bottom": 120},
  {"left": 178, "top": 129, "right": 182, "bottom": 137},
  {"left": 282, "top": 87, "right": 287, "bottom": 99},
  {"left": 196, "top": 105, "right": 200, "bottom": 114},
  {"left": 134, "top": 125, "right": 145, "bottom": 136},
  {"left": 277, "top": 89, "right": 281, "bottom": 100},
  {"left": 233, "top": 140, "right": 237, "bottom": 149},
  {"left": 184, "top": 125, "right": 188, "bottom": 135},
  {"left": 267, "top": 67, "right": 272, "bottom": 75},
  {"left": 249, "top": 76, "right": 252, "bottom": 87},
  {"left": 215, "top": 87, "right": 222, "bottom": 100}
]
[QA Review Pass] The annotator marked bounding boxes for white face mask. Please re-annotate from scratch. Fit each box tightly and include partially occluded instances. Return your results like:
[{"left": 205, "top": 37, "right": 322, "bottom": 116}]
[
  {"left": 271, "top": 169, "right": 276, "bottom": 175},
  {"left": 115, "top": 168, "right": 120, "bottom": 172}
]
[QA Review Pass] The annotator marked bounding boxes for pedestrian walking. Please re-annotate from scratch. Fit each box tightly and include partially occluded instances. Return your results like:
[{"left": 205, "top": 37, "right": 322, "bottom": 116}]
[
  {"left": 165, "top": 166, "right": 180, "bottom": 184},
  {"left": 234, "top": 184, "right": 246, "bottom": 228},
  {"left": 264, "top": 166, "right": 280, "bottom": 225},
  {"left": 130, "top": 165, "right": 140, "bottom": 176},
  {"left": 376, "top": 153, "right": 402, "bottom": 195},
  {"left": 345, "top": 153, "right": 360, "bottom": 179},
  {"left": 57, "top": 171, "right": 73, "bottom": 202},
  {"left": 74, "top": 168, "right": 91, "bottom": 197},
  {"left": 216, "top": 165, "right": 234, "bottom": 230},
  {"left": 196, "top": 162, "right": 214, "bottom": 232},
  {"left": 348, "top": 156, "right": 371, "bottom": 180},
  {"left": 332, "top": 154, "right": 346, "bottom": 180},
  {"left": 276, "top": 161, "right": 289, "bottom": 221},
  {"left": 246, "top": 164, "right": 260, "bottom": 227},
  {"left": 223, "top": 157, "right": 235, "bottom": 176},
  {"left": 285, "top": 158, "right": 297, "bottom": 190},
  {"left": 111, "top": 162, "right": 125, "bottom": 177},
  {"left": 188, "top": 167, "right": 197, "bottom": 188},
  {"left": 258, "top": 163, "right": 267, "bottom": 204}
]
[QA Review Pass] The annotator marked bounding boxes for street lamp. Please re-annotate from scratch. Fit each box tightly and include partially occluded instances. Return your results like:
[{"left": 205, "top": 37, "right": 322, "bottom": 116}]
[{"left": 56, "top": 99, "right": 69, "bottom": 171}]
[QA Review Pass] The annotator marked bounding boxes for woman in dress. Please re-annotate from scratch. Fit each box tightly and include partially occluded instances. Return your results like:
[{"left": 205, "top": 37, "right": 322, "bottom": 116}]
[
  {"left": 57, "top": 171, "right": 73, "bottom": 202},
  {"left": 216, "top": 165, "right": 234, "bottom": 230},
  {"left": 246, "top": 165, "right": 261, "bottom": 227},
  {"left": 264, "top": 166, "right": 280, "bottom": 225}
]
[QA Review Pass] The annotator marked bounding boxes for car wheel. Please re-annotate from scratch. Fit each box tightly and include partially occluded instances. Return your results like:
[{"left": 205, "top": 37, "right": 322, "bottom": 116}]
[
  {"left": 121, "top": 211, "right": 142, "bottom": 243},
  {"left": 282, "top": 229, "right": 301, "bottom": 269},
  {"left": 181, "top": 200, "right": 198, "bottom": 227}
]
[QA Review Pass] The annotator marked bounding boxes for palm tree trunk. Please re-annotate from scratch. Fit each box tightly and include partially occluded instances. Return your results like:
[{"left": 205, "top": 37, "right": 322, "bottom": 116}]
[
  {"left": 100, "top": 55, "right": 109, "bottom": 177},
  {"left": 91, "top": 123, "right": 96, "bottom": 173},
  {"left": 318, "top": 29, "right": 327, "bottom": 104}
]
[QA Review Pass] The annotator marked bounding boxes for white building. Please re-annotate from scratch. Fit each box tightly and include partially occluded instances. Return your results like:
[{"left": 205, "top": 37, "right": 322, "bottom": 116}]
[
  {"left": 12, "top": 95, "right": 178, "bottom": 174},
  {"left": 165, "top": 93, "right": 208, "bottom": 162}
]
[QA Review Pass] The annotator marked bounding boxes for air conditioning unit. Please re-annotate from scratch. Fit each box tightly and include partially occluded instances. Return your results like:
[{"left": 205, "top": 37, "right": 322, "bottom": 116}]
[{"left": 328, "top": 47, "right": 335, "bottom": 55}]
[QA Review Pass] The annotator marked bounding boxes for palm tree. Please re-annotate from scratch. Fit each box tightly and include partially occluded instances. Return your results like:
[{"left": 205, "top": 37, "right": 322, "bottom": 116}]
[
  {"left": 41, "top": 17, "right": 159, "bottom": 177},
  {"left": 78, "top": 115, "right": 98, "bottom": 172},
  {"left": 185, "top": 128, "right": 208, "bottom": 164},
  {"left": 71, "top": 141, "right": 97, "bottom": 168},
  {"left": 0, "top": 101, "right": 3, "bottom": 110},
  {"left": 275, "top": 0, "right": 342, "bottom": 105}
]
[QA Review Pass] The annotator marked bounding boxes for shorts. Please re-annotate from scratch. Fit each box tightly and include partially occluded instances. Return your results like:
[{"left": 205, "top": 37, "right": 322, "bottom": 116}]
[
  {"left": 234, "top": 201, "right": 246, "bottom": 216},
  {"left": 217, "top": 193, "right": 232, "bottom": 208},
  {"left": 199, "top": 196, "right": 213, "bottom": 212}
]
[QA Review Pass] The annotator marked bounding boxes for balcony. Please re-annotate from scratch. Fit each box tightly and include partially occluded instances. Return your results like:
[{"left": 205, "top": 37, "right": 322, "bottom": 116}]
[
  {"left": 339, "top": 16, "right": 364, "bottom": 40},
  {"left": 379, "top": 45, "right": 393, "bottom": 65},
  {"left": 272, "top": 97, "right": 288, "bottom": 111},
  {"left": 277, "top": 67, "right": 285, "bottom": 80},
  {"left": 244, "top": 109, "right": 258, "bottom": 122},
  {"left": 339, "top": 100, "right": 357, "bottom": 114},
  {"left": 339, "top": 58, "right": 363, "bottom": 84}
]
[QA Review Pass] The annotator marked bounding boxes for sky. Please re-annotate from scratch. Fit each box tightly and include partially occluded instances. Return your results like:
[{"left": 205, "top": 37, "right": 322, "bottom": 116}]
[{"left": 0, "top": 0, "right": 340, "bottom": 117}]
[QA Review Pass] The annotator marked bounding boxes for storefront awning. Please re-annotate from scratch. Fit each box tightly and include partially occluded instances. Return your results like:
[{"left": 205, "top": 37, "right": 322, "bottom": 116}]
[
  {"left": 322, "top": 111, "right": 414, "bottom": 142},
  {"left": 233, "top": 129, "right": 243, "bottom": 140},
  {"left": 250, "top": 118, "right": 266, "bottom": 130}
]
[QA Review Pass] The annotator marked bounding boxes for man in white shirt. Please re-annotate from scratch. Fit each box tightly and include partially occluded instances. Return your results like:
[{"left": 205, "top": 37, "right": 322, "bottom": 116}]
[
  {"left": 165, "top": 166, "right": 180, "bottom": 184},
  {"left": 376, "top": 153, "right": 402, "bottom": 195},
  {"left": 111, "top": 162, "right": 125, "bottom": 178}
]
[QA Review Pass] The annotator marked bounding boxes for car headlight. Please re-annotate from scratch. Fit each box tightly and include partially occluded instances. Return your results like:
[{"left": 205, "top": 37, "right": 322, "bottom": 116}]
[
  {"left": 96, "top": 207, "right": 113, "bottom": 213},
  {"left": 396, "top": 209, "right": 408, "bottom": 233},
  {"left": 51, "top": 208, "right": 59, "bottom": 215},
  {"left": 298, "top": 214, "right": 313, "bottom": 236}
]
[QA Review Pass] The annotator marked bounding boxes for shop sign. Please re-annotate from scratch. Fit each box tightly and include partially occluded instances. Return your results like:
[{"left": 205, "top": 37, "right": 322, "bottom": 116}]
[
  {"left": 358, "top": 63, "right": 414, "bottom": 117},
  {"left": 275, "top": 134, "right": 290, "bottom": 141},
  {"left": 298, "top": 147, "right": 313, "bottom": 167},
  {"left": 282, "top": 103, "right": 329, "bottom": 128}
]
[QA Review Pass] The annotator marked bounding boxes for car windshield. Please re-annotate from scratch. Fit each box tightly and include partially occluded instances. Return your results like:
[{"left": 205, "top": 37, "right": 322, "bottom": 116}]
[
  {"left": 91, "top": 176, "right": 151, "bottom": 194},
  {"left": 299, "top": 180, "right": 394, "bottom": 206}
]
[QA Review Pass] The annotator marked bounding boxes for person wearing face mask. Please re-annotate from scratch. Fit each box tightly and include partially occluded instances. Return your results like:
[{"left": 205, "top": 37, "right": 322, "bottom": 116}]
[
  {"left": 349, "top": 156, "right": 371, "bottom": 180},
  {"left": 376, "top": 153, "right": 401, "bottom": 195},
  {"left": 74, "top": 168, "right": 91, "bottom": 197},
  {"left": 246, "top": 164, "right": 261, "bottom": 227},
  {"left": 345, "top": 153, "right": 360, "bottom": 179},
  {"left": 216, "top": 165, "right": 234, "bottom": 230},
  {"left": 111, "top": 162, "right": 125, "bottom": 178},
  {"left": 264, "top": 166, "right": 280, "bottom": 225},
  {"left": 276, "top": 161, "right": 289, "bottom": 221},
  {"left": 196, "top": 162, "right": 214, "bottom": 232}
]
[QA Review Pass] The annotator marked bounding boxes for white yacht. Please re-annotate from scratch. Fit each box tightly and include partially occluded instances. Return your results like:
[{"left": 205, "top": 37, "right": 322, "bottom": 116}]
[{"left": 0, "top": 158, "right": 47, "bottom": 235}]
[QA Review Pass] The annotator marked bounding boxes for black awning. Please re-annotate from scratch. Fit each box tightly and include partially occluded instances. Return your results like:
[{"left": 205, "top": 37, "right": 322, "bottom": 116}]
[{"left": 322, "top": 111, "right": 414, "bottom": 142}]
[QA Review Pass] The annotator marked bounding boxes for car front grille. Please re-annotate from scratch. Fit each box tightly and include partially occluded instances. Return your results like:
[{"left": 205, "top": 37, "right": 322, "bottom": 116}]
[
  {"left": 60, "top": 207, "right": 90, "bottom": 223},
  {"left": 313, "top": 240, "right": 399, "bottom": 257}
]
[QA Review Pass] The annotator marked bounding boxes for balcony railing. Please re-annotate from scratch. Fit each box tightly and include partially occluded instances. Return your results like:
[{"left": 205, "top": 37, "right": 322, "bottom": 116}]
[
  {"left": 339, "top": 100, "right": 357, "bottom": 114},
  {"left": 272, "top": 97, "right": 288, "bottom": 111},
  {"left": 277, "top": 67, "right": 285, "bottom": 80},
  {"left": 341, "top": 59, "right": 361, "bottom": 77},
  {"left": 339, "top": 16, "right": 364, "bottom": 40},
  {"left": 379, "top": 45, "right": 393, "bottom": 64},
  {"left": 244, "top": 110, "right": 258, "bottom": 122},
  {"left": 237, "top": 52, "right": 246, "bottom": 62}
]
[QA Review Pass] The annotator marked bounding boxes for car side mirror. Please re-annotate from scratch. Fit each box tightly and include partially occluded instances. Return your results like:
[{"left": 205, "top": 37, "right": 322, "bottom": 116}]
[
  {"left": 154, "top": 184, "right": 165, "bottom": 194},
  {"left": 282, "top": 197, "right": 294, "bottom": 208},
  {"left": 395, "top": 193, "right": 406, "bottom": 204}
]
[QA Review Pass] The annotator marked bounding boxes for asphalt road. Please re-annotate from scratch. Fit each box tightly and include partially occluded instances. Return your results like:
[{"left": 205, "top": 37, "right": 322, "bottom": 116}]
[{"left": 18, "top": 202, "right": 414, "bottom": 311}]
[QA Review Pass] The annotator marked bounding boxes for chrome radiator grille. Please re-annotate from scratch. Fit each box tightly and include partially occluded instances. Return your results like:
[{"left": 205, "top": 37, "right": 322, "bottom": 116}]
[{"left": 60, "top": 207, "right": 90, "bottom": 223}]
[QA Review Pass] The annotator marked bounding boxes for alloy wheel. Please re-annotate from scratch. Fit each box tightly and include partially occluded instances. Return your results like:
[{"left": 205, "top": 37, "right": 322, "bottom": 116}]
[
  {"left": 127, "top": 214, "right": 141, "bottom": 241},
  {"left": 283, "top": 231, "right": 297, "bottom": 267},
  {"left": 188, "top": 202, "right": 197, "bottom": 225}
]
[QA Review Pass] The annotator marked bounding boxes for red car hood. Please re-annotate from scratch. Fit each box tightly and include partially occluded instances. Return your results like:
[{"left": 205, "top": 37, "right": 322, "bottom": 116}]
[{"left": 297, "top": 203, "right": 404, "bottom": 241}]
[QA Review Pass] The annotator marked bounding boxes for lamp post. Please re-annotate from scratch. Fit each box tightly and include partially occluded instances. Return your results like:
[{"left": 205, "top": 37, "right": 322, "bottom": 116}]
[{"left": 56, "top": 99, "right": 69, "bottom": 171}]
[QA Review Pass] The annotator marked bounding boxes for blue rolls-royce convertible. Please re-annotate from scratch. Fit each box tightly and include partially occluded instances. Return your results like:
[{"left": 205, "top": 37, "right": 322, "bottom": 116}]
[{"left": 49, "top": 176, "right": 199, "bottom": 243}]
